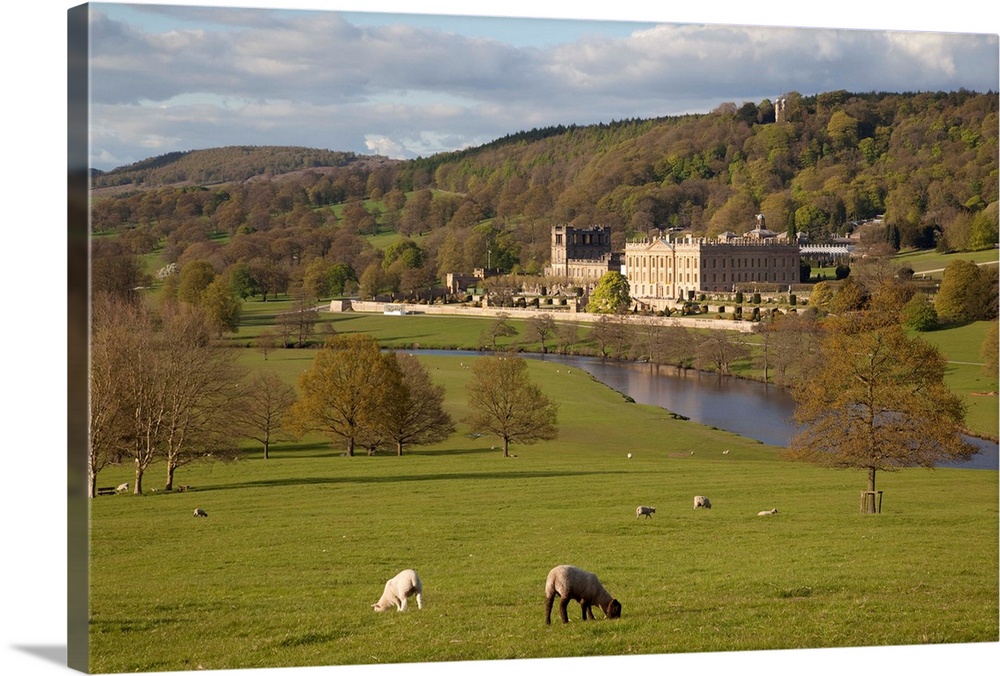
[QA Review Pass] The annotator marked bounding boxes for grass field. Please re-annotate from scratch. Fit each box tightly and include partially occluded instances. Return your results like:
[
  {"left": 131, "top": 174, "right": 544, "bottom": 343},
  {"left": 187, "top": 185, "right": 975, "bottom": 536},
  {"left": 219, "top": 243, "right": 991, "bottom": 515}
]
[
  {"left": 229, "top": 302, "right": 999, "bottom": 440},
  {"left": 88, "top": 351, "right": 999, "bottom": 673}
]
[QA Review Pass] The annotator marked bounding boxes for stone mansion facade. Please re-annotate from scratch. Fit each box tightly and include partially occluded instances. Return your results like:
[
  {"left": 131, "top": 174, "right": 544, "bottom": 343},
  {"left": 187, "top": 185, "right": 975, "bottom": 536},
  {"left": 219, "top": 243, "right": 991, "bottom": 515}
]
[
  {"left": 544, "top": 224, "right": 622, "bottom": 282},
  {"left": 547, "top": 217, "right": 800, "bottom": 309}
]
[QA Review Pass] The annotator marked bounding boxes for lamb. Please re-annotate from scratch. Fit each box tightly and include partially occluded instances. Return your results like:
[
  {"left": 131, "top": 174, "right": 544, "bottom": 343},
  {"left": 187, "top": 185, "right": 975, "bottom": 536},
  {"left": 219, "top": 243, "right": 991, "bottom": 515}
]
[
  {"left": 116, "top": 482, "right": 129, "bottom": 494},
  {"left": 693, "top": 495, "right": 712, "bottom": 509},
  {"left": 193, "top": 508, "right": 208, "bottom": 517},
  {"left": 372, "top": 569, "right": 423, "bottom": 612},
  {"left": 635, "top": 505, "right": 655, "bottom": 519},
  {"left": 757, "top": 508, "right": 778, "bottom": 516},
  {"left": 544, "top": 564, "right": 621, "bottom": 624}
]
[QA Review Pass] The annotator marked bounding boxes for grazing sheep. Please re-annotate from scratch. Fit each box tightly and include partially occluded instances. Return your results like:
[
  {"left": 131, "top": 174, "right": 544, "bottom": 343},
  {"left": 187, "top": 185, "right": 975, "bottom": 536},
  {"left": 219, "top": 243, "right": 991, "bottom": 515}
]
[
  {"left": 193, "top": 508, "right": 208, "bottom": 517},
  {"left": 693, "top": 495, "right": 712, "bottom": 509},
  {"left": 635, "top": 505, "right": 655, "bottom": 519},
  {"left": 372, "top": 569, "right": 423, "bottom": 612},
  {"left": 758, "top": 508, "right": 778, "bottom": 516},
  {"left": 115, "top": 482, "right": 129, "bottom": 494},
  {"left": 544, "top": 565, "right": 621, "bottom": 624},
  {"left": 627, "top": 453, "right": 632, "bottom": 459}
]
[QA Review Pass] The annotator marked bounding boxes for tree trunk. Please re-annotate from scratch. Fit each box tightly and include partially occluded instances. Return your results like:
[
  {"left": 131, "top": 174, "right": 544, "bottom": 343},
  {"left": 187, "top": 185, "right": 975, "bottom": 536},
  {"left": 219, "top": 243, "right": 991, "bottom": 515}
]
[
  {"left": 165, "top": 462, "right": 176, "bottom": 492},
  {"left": 397, "top": 441, "right": 403, "bottom": 456},
  {"left": 347, "top": 437, "right": 355, "bottom": 457},
  {"left": 502, "top": 438, "right": 510, "bottom": 458},
  {"left": 863, "top": 466, "right": 878, "bottom": 514},
  {"left": 133, "top": 459, "right": 144, "bottom": 495},
  {"left": 264, "top": 440, "right": 270, "bottom": 460}
]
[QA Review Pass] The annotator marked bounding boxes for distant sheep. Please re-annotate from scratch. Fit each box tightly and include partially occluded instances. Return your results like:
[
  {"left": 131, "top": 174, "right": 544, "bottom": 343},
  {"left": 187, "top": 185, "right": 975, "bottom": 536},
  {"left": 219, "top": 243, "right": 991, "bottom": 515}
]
[
  {"left": 372, "top": 569, "right": 423, "bottom": 612},
  {"left": 544, "top": 564, "right": 621, "bottom": 624},
  {"left": 193, "top": 508, "right": 208, "bottom": 517},
  {"left": 757, "top": 508, "right": 778, "bottom": 516},
  {"left": 635, "top": 505, "right": 655, "bottom": 519},
  {"left": 693, "top": 495, "right": 712, "bottom": 509},
  {"left": 116, "top": 482, "right": 129, "bottom": 494}
]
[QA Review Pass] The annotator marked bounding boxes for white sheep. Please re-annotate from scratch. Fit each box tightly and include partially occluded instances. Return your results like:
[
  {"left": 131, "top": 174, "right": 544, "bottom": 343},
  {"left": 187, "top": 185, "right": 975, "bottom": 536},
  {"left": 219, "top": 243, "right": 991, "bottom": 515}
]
[
  {"left": 757, "top": 508, "right": 778, "bottom": 516},
  {"left": 116, "top": 482, "right": 129, "bottom": 494},
  {"left": 693, "top": 495, "right": 712, "bottom": 509},
  {"left": 544, "top": 564, "right": 621, "bottom": 624},
  {"left": 193, "top": 508, "right": 208, "bottom": 517},
  {"left": 635, "top": 505, "right": 655, "bottom": 519},
  {"left": 372, "top": 569, "right": 423, "bottom": 612}
]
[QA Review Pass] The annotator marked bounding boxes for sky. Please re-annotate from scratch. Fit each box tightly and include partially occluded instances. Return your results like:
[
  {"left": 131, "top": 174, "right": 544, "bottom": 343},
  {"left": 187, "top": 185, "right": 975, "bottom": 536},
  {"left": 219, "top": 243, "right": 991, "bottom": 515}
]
[
  {"left": 83, "top": 0, "right": 1000, "bottom": 171},
  {"left": 1, "top": 3, "right": 999, "bottom": 676}
]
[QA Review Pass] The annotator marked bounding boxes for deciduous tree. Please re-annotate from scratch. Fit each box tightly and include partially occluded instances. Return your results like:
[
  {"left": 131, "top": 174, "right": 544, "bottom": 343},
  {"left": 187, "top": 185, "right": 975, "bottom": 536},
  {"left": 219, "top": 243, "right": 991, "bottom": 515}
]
[
  {"left": 784, "top": 317, "right": 976, "bottom": 513},
  {"left": 464, "top": 354, "right": 558, "bottom": 457},
  {"left": 525, "top": 313, "right": 556, "bottom": 353},
  {"left": 232, "top": 371, "right": 298, "bottom": 459},
  {"left": 380, "top": 352, "right": 455, "bottom": 455},
  {"left": 290, "top": 334, "right": 395, "bottom": 456},
  {"left": 935, "top": 260, "right": 999, "bottom": 324},
  {"left": 481, "top": 312, "right": 518, "bottom": 350},
  {"left": 586, "top": 271, "right": 631, "bottom": 314}
]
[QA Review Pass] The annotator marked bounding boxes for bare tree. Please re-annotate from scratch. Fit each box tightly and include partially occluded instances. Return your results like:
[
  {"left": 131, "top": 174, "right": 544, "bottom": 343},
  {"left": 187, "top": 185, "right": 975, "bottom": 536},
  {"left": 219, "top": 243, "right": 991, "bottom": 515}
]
[
  {"left": 232, "top": 371, "right": 298, "bottom": 459},
  {"left": 88, "top": 293, "right": 137, "bottom": 497},
  {"left": 555, "top": 321, "right": 579, "bottom": 354},
  {"left": 695, "top": 330, "right": 750, "bottom": 375},
  {"left": 256, "top": 328, "right": 278, "bottom": 360},
  {"left": 481, "top": 311, "right": 518, "bottom": 350},
  {"left": 590, "top": 313, "right": 633, "bottom": 359},
  {"left": 526, "top": 313, "right": 556, "bottom": 353},
  {"left": 157, "top": 305, "right": 246, "bottom": 491}
]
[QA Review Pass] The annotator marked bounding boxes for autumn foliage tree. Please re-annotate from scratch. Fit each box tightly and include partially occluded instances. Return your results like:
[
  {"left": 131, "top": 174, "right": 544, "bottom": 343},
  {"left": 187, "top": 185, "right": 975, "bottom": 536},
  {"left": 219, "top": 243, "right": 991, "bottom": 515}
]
[
  {"left": 290, "top": 334, "right": 396, "bottom": 456},
  {"left": 784, "top": 312, "right": 976, "bottom": 513},
  {"left": 464, "top": 354, "right": 559, "bottom": 457}
]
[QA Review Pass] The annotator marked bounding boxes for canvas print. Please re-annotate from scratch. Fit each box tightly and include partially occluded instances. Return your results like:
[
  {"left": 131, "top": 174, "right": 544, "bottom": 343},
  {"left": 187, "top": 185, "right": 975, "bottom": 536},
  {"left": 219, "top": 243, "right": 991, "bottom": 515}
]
[{"left": 67, "top": 1, "right": 999, "bottom": 674}]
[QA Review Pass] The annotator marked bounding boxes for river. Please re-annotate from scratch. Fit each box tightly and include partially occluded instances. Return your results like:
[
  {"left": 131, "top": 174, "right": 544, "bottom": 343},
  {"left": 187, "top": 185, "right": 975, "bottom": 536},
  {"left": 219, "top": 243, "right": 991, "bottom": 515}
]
[{"left": 411, "top": 349, "right": 999, "bottom": 470}]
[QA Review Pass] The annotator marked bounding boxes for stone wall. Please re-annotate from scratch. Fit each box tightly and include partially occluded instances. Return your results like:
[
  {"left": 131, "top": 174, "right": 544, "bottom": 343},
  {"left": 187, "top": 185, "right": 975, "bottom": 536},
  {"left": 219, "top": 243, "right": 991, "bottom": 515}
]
[{"left": 329, "top": 299, "right": 756, "bottom": 333}]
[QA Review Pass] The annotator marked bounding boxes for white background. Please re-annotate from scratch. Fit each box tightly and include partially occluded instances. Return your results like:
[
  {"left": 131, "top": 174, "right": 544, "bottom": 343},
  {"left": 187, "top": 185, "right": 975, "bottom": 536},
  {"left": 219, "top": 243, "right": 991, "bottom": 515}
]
[{"left": 2, "top": 2, "right": 997, "bottom": 675}]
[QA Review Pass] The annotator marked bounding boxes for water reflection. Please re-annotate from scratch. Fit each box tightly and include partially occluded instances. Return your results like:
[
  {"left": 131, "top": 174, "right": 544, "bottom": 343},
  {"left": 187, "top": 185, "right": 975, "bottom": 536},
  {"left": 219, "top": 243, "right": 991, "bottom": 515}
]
[{"left": 408, "top": 349, "right": 998, "bottom": 470}]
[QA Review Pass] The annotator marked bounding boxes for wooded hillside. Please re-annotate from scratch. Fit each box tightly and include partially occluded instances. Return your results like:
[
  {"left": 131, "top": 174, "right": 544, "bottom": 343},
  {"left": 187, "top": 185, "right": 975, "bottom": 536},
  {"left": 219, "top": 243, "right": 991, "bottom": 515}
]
[{"left": 90, "top": 90, "right": 998, "bottom": 297}]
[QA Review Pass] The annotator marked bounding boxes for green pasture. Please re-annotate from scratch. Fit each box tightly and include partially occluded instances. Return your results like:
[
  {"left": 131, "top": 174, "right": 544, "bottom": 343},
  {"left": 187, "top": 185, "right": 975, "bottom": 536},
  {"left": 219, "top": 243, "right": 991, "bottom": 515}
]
[
  {"left": 231, "top": 306, "right": 998, "bottom": 439},
  {"left": 893, "top": 248, "right": 998, "bottom": 278},
  {"left": 89, "top": 353, "right": 998, "bottom": 673}
]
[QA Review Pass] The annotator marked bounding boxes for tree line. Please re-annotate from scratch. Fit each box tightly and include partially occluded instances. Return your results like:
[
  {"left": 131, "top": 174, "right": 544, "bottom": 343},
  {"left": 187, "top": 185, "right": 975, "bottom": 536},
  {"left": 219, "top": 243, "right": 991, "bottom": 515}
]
[
  {"left": 89, "top": 293, "right": 560, "bottom": 496},
  {"left": 89, "top": 90, "right": 998, "bottom": 324}
]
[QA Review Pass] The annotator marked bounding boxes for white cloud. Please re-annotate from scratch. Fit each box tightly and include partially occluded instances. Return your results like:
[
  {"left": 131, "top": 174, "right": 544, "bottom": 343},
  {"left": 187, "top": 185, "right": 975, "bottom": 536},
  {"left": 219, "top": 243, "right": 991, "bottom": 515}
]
[{"left": 85, "top": 4, "right": 999, "bottom": 170}]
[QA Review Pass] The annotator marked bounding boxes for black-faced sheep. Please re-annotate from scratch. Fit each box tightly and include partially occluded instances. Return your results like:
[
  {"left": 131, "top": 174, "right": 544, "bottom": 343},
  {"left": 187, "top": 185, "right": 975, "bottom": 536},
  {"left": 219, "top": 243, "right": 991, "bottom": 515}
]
[
  {"left": 758, "top": 508, "right": 778, "bottom": 516},
  {"left": 635, "top": 505, "right": 655, "bottom": 519},
  {"left": 372, "top": 569, "right": 423, "bottom": 612},
  {"left": 544, "top": 565, "right": 621, "bottom": 624},
  {"left": 693, "top": 495, "right": 712, "bottom": 509},
  {"left": 193, "top": 508, "right": 208, "bottom": 517}
]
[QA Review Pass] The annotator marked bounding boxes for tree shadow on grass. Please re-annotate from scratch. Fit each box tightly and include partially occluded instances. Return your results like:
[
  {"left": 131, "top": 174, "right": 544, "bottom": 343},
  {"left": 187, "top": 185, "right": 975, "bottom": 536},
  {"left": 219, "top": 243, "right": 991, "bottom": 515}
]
[{"left": 194, "top": 468, "right": 627, "bottom": 493}]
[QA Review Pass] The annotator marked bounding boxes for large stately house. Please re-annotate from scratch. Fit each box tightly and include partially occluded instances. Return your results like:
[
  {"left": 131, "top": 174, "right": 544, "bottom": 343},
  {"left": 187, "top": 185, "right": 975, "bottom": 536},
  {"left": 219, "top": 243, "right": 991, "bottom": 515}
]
[
  {"left": 544, "top": 224, "right": 621, "bottom": 282},
  {"left": 548, "top": 216, "right": 800, "bottom": 310}
]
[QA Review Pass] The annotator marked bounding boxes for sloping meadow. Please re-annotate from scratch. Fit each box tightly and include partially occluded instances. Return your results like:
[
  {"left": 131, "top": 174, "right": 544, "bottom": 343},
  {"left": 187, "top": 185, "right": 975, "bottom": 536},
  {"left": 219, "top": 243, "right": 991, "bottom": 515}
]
[{"left": 88, "top": 355, "right": 998, "bottom": 672}]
